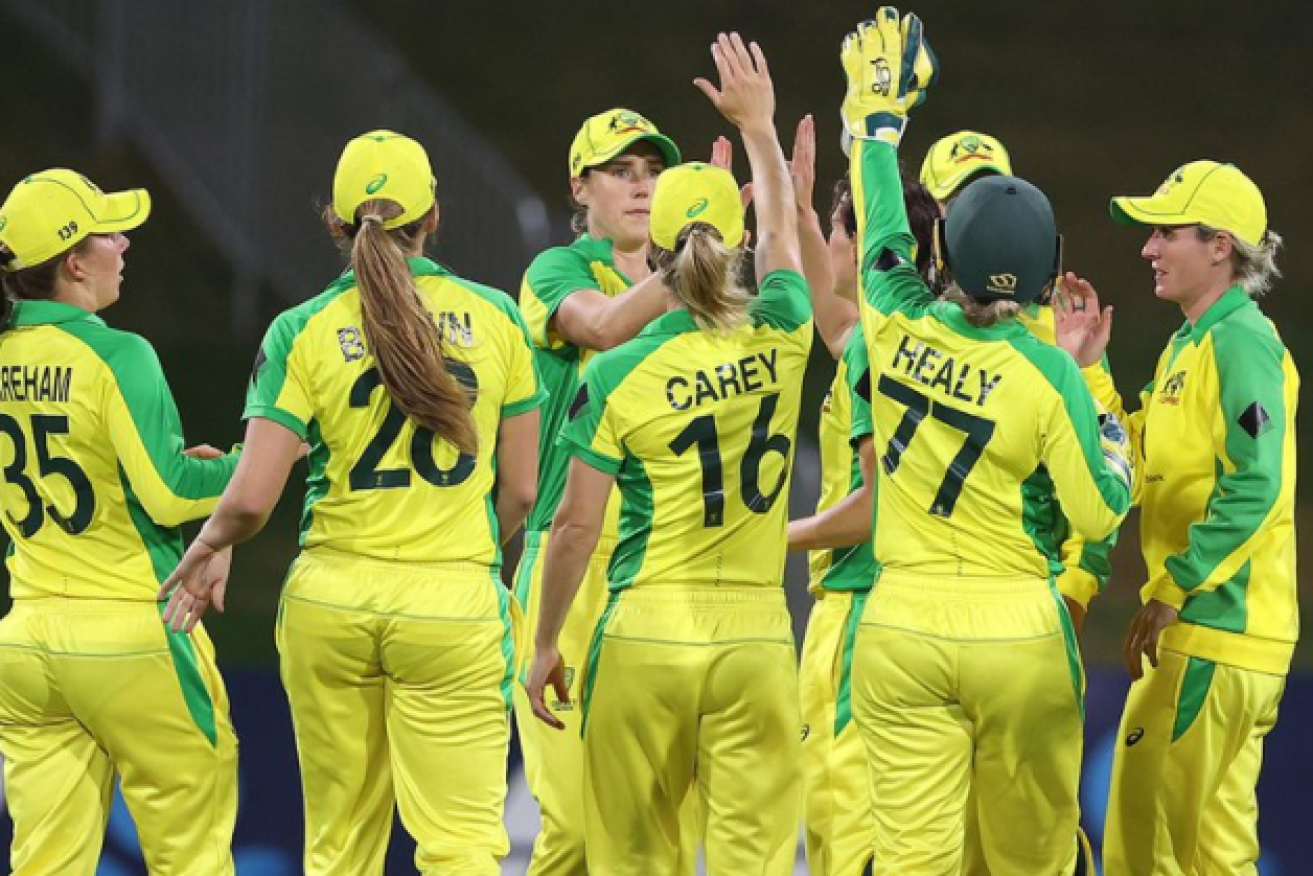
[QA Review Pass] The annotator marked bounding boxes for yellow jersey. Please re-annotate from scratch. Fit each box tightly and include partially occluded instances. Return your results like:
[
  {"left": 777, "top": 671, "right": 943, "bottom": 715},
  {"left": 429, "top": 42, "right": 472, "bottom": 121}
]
[
  {"left": 246, "top": 256, "right": 544, "bottom": 568},
  {"left": 851, "top": 140, "right": 1129, "bottom": 578},
  {"left": 0, "top": 300, "right": 236, "bottom": 599},
  {"left": 562, "top": 270, "right": 813, "bottom": 590}
]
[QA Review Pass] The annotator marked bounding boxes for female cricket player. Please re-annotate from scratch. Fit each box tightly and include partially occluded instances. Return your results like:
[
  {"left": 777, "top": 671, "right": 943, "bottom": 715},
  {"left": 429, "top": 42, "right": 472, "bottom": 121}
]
[
  {"left": 524, "top": 32, "right": 810, "bottom": 875},
  {"left": 1056, "top": 159, "right": 1297, "bottom": 876},
  {"left": 842, "top": 9, "right": 1132, "bottom": 875},
  {"left": 0, "top": 169, "right": 239, "bottom": 874},
  {"left": 161, "top": 131, "right": 543, "bottom": 875}
]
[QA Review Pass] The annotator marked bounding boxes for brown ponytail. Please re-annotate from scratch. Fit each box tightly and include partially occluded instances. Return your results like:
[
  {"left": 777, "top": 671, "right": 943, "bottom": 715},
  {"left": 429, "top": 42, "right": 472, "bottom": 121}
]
[
  {"left": 653, "top": 223, "right": 750, "bottom": 333},
  {"left": 323, "top": 199, "right": 477, "bottom": 454}
]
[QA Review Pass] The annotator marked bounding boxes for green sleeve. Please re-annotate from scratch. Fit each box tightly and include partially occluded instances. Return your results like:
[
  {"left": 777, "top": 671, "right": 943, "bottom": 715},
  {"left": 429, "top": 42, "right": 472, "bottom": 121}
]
[
  {"left": 844, "top": 326, "right": 874, "bottom": 441},
  {"left": 93, "top": 331, "right": 237, "bottom": 525},
  {"left": 520, "top": 246, "right": 596, "bottom": 352},
  {"left": 850, "top": 139, "right": 934, "bottom": 319},
  {"left": 243, "top": 311, "right": 312, "bottom": 439},
  {"left": 1162, "top": 319, "right": 1289, "bottom": 594},
  {"left": 559, "top": 357, "right": 624, "bottom": 475},
  {"left": 750, "top": 269, "right": 812, "bottom": 332}
]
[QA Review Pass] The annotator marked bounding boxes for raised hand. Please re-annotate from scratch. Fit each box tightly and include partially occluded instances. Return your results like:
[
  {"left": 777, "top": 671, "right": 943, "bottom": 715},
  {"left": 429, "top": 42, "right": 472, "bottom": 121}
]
[
  {"left": 790, "top": 114, "right": 817, "bottom": 216},
  {"left": 839, "top": 7, "right": 937, "bottom": 147},
  {"left": 693, "top": 32, "right": 776, "bottom": 133},
  {"left": 1053, "top": 271, "right": 1114, "bottom": 367}
]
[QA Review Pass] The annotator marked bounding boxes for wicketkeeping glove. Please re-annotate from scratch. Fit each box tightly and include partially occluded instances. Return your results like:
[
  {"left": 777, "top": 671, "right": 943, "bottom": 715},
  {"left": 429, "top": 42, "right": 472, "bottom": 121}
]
[{"left": 840, "top": 7, "right": 938, "bottom": 148}]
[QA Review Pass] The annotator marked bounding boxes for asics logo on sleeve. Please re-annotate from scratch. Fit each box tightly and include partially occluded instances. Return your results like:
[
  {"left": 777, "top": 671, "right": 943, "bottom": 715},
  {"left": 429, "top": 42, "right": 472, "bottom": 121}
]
[{"left": 1125, "top": 727, "right": 1145, "bottom": 746}]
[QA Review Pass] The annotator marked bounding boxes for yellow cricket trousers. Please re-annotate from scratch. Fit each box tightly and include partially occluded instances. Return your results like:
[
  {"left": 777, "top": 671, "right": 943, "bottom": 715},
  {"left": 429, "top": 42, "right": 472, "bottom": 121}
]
[
  {"left": 852, "top": 571, "right": 1084, "bottom": 876},
  {"left": 0, "top": 597, "right": 237, "bottom": 876},
  {"left": 582, "top": 586, "right": 801, "bottom": 876},
  {"left": 800, "top": 589, "right": 875, "bottom": 876},
  {"left": 512, "top": 531, "right": 697, "bottom": 876},
  {"left": 277, "top": 548, "right": 519, "bottom": 876},
  {"left": 1103, "top": 648, "right": 1286, "bottom": 876}
]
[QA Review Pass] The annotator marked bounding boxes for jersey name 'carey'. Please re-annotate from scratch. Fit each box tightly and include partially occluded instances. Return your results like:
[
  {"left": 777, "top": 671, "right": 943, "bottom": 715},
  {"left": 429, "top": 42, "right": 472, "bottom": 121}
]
[{"left": 665, "top": 349, "right": 780, "bottom": 411}]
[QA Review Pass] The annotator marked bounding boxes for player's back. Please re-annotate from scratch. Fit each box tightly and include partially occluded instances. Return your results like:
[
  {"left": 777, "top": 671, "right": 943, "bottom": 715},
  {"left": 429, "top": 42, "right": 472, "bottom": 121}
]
[
  {"left": 0, "top": 301, "right": 235, "bottom": 598},
  {"left": 865, "top": 289, "right": 1126, "bottom": 579},
  {"left": 563, "top": 269, "right": 812, "bottom": 591},
  {"left": 247, "top": 258, "right": 541, "bottom": 567}
]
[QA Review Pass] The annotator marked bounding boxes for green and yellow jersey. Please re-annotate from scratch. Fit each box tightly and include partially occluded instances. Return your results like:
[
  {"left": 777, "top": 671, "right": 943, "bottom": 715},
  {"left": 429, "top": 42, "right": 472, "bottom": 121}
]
[
  {"left": 1017, "top": 305, "right": 1116, "bottom": 608},
  {"left": 0, "top": 300, "right": 237, "bottom": 599},
  {"left": 851, "top": 140, "right": 1129, "bottom": 578},
  {"left": 562, "top": 271, "right": 812, "bottom": 591},
  {"left": 1082, "top": 287, "right": 1299, "bottom": 675},
  {"left": 247, "top": 256, "right": 544, "bottom": 569},
  {"left": 808, "top": 322, "right": 878, "bottom": 594},
  {"left": 518, "top": 236, "right": 631, "bottom": 535}
]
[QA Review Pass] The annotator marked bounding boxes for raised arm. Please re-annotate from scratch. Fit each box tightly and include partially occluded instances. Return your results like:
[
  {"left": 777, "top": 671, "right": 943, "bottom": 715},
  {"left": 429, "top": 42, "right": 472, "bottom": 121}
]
[{"left": 694, "top": 32, "right": 800, "bottom": 279}]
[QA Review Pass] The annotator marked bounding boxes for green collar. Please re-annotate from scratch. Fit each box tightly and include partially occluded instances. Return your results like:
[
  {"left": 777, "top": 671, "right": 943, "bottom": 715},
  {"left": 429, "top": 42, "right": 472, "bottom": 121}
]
[
  {"left": 640, "top": 307, "right": 699, "bottom": 337},
  {"left": 333, "top": 255, "right": 449, "bottom": 292},
  {"left": 7, "top": 299, "right": 106, "bottom": 329},
  {"left": 1179, "top": 285, "right": 1252, "bottom": 342},
  {"left": 936, "top": 301, "right": 1031, "bottom": 341}
]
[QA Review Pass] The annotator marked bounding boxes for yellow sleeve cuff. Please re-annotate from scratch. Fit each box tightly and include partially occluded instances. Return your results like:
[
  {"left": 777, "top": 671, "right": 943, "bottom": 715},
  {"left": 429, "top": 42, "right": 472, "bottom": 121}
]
[
  {"left": 1056, "top": 568, "right": 1100, "bottom": 609},
  {"left": 1141, "top": 576, "right": 1189, "bottom": 610}
]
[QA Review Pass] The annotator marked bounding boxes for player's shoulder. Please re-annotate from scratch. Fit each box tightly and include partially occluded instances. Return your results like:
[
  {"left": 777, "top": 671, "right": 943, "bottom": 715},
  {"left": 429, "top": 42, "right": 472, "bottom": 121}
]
[
  {"left": 55, "top": 319, "right": 159, "bottom": 371},
  {"left": 525, "top": 237, "right": 601, "bottom": 280},
  {"left": 419, "top": 264, "right": 522, "bottom": 326}
]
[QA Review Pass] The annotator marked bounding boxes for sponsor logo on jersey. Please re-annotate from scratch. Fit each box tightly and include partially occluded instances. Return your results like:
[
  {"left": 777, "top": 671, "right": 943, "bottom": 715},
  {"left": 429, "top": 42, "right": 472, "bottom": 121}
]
[
  {"left": 337, "top": 326, "right": 367, "bottom": 362},
  {"left": 552, "top": 667, "right": 576, "bottom": 710},
  {"left": 800, "top": 723, "right": 811, "bottom": 742},
  {"left": 1125, "top": 727, "right": 1145, "bottom": 746}
]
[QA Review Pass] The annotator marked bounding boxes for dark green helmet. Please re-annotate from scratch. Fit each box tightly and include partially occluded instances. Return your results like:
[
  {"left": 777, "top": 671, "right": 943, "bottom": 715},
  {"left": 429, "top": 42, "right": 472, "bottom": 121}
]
[{"left": 942, "top": 175, "right": 1059, "bottom": 303}]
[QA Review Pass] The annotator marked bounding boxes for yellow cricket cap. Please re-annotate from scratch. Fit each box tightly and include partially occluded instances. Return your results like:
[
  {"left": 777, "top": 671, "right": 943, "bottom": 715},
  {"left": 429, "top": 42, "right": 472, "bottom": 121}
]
[
  {"left": 333, "top": 130, "right": 435, "bottom": 229},
  {"left": 650, "top": 162, "right": 744, "bottom": 252},
  {"left": 1110, "top": 160, "right": 1266, "bottom": 247},
  {"left": 919, "top": 131, "right": 1013, "bottom": 202},
  {"left": 568, "top": 108, "right": 681, "bottom": 178},
  {"left": 0, "top": 169, "right": 150, "bottom": 271}
]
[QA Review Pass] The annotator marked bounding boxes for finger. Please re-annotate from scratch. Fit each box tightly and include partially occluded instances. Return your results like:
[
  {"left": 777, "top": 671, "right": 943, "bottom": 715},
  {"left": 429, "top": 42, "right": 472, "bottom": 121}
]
[
  {"left": 748, "top": 40, "right": 769, "bottom": 78},
  {"left": 550, "top": 672, "right": 570, "bottom": 708},
  {"left": 713, "top": 34, "right": 739, "bottom": 84},
  {"left": 800, "top": 114, "right": 815, "bottom": 160},
  {"left": 183, "top": 444, "right": 224, "bottom": 460},
  {"left": 723, "top": 32, "right": 751, "bottom": 79},
  {"left": 183, "top": 598, "right": 207, "bottom": 634},
  {"left": 692, "top": 77, "right": 722, "bottom": 107},
  {"left": 740, "top": 182, "right": 754, "bottom": 211},
  {"left": 212, "top": 578, "right": 227, "bottom": 614},
  {"left": 530, "top": 685, "right": 565, "bottom": 730}
]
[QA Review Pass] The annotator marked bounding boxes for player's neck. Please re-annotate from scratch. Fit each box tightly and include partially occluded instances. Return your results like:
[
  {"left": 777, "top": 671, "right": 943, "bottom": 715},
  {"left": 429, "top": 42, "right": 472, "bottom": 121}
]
[{"left": 610, "top": 244, "right": 652, "bottom": 282}]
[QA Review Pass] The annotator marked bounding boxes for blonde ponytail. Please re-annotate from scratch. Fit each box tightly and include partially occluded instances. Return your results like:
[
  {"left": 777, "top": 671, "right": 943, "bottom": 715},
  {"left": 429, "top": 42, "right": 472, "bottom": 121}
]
[
  {"left": 654, "top": 224, "right": 750, "bottom": 333},
  {"left": 326, "top": 200, "right": 477, "bottom": 454}
]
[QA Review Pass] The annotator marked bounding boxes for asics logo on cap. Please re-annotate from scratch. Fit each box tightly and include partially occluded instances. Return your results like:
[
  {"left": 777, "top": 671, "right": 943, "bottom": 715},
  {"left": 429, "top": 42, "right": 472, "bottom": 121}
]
[
  {"left": 987, "top": 273, "right": 1018, "bottom": 294},
  {"left": 365, "top": 174, "right": 388, "bottom": 195},
  {"left": 0, "top": 216, "right": 7, "bottom": 233},
  {"left": 1155, "top": 168, "right": 1187, "bottom": 196},
  {"left": 686, "top": 198, "right": 709, "bottom": 218}
]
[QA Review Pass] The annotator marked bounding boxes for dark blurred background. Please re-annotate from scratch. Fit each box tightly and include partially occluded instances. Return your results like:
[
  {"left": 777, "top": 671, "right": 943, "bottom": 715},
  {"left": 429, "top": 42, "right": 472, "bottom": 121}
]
[{"left": 1, "top": 1, "right": 1310, "bottom": 870}]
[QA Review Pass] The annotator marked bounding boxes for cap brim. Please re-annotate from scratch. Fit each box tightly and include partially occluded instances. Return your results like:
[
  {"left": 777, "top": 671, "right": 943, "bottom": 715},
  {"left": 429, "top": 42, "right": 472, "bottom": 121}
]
[
  {"left": 1109, "top": 195, "right": 1188, "bottom": 230},
  {"left": 93, "top": 189, "right": 152, "bottom": 233},
  {"left": 582, "top": 133, "right": 682, "bottom": 175}
]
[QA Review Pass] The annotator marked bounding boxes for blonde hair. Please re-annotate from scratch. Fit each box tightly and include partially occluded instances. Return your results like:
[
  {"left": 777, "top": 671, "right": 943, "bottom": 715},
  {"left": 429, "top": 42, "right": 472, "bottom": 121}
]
[
  {"left": 652, "top": 224, "right": 750, "bottom": 333},
  {"left": 1199, "top": 225, "right": 1283, "bottom": 297},
  {"left": 323, "top": 199, "right": 477, "bottom": 454},
  {"left": 943, "top": 284, "right": 1024, "bottom": 328}
]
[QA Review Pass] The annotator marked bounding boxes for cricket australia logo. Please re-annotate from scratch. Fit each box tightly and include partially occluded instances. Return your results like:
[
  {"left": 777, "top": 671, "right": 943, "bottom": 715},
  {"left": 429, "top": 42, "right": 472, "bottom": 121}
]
[
  {"left": 337, "top": 326, "right": 367, "bottom": 362},
  {"left": 1159, "top": 370, "right": 1187, "bottom": 406}
]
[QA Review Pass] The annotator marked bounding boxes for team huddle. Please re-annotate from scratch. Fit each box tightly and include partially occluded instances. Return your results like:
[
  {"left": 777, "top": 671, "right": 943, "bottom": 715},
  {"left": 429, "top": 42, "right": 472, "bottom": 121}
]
[{"left": 0, "top": 7, "right": 1298, "bottom": 876}]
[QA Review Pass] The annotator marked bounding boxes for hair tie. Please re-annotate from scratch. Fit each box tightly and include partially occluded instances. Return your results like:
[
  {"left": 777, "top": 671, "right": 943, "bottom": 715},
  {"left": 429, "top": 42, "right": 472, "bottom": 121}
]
[{"left": 360, "top": 213, "right": 384, "bottom": 227}]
